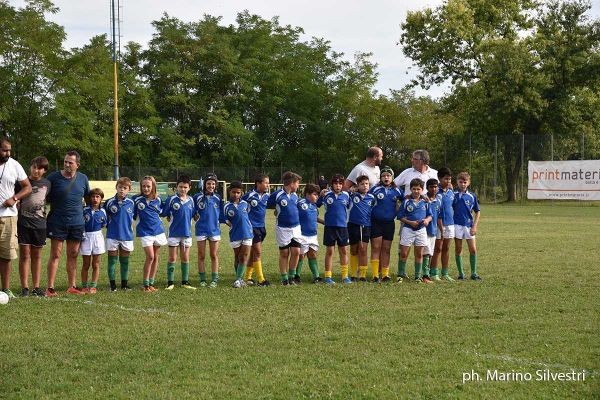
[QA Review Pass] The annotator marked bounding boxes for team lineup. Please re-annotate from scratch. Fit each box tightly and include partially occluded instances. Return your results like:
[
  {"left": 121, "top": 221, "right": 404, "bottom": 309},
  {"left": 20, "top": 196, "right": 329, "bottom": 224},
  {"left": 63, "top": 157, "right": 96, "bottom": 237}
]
[{"left": 0, "top": 141, "right": 482, "bottom": 298}]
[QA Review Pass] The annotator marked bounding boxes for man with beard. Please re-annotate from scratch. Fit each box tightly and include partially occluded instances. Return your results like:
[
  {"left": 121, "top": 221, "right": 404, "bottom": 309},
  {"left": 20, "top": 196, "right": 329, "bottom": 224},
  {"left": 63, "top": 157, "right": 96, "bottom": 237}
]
[
  {"left": 45, "top": 151, "right": 90, "bottom": 296},
  {"left": 343, "top": 147, "right": 383, "bottom": 190},
  {"left": 0, "top": 137, "right": 32, "bottom": 299}
]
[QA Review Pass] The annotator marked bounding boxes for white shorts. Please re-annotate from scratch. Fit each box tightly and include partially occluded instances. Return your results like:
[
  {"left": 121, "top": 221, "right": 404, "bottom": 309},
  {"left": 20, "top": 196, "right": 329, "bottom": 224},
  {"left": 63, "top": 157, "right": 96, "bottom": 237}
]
[
  {"left": 275, "top": 225, "right": 302, "bottom": 248},
  {"left": 196, "top": 235, "right": 221, "bottom": 242},
  {"left": 80, "top": 231, "right": 106, "bottom": 256},
  {"left": 454, "top": 225, "right": 475, "bottom": 240},
  {"left": 140, "top": 233, "right": 168, "bottom": 248},
  {"left": 299, "top": 234, "right": 319, "bottom": 255},
  {"left": 106, "top": 238, "right": 134, "bottom": 252},
  {"left": 399, "top": 226, "right": 428, "bottom": 247},
  {"left": 230, "top": 238, "right": 253, "bottom": 249},
  {"left": 424, "top": 235, "right": 436, "bottom": 256},
  {"left": 441, "top": 225, "right": 455, "bottom": 239},
  {"left": 168, "top": 237, "right": 193, "bottom": 247}
]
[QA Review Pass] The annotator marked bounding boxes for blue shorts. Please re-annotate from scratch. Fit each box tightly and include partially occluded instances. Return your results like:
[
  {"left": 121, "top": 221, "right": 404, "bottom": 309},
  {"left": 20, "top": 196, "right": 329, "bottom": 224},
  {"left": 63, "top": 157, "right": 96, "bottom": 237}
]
[
  {"left": 252, "top": 227, "right": 267, "bottom": 244},
  {"left": 370, "top": 218, "right": 395, "bottom": 241},
  {"left": 348, "top": 223, "right": 370, "bottom": 245},
  {"left": 46, "top": 222, "right": 84, "bottom": 242},
  {"left": 323, "top": 226, "right": 349, "bottom": 247}
]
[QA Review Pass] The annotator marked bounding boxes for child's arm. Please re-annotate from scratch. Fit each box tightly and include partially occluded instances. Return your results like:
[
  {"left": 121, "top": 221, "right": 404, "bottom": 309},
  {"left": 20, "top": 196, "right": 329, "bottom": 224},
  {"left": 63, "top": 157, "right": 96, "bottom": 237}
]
[
  {"left": 471, "top": 210, "right": 480, "bottom": 236},
  {"left": 400, "top": 217, "right": 419, "bottom": 229},
  {"left": 266, "top": 192, "right": 276, "bottom": 209},
  {"left": 317, "top": 217, "right": 325, "bottom": 225}
]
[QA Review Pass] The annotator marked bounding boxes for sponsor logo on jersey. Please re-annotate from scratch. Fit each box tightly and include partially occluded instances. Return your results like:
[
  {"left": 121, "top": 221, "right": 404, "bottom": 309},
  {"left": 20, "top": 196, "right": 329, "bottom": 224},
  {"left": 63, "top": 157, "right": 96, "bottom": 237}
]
[
  {"left": 326, "top": 197, "right": 334, "bottom": 205},
  {"left": 280, "top": 199, "right": 288, "bottom": 207},
  {"left": 301, "top": 203, "right": 308, "bottom": 210},
  {"left": 173, "top": 203, "right": 181, "bottom": 211},
  {"left": 251, "top": 199, "right": 258, "bottom": 207},
  {"left": 137, "top": 202, "right": 146, "bottom": 210}
]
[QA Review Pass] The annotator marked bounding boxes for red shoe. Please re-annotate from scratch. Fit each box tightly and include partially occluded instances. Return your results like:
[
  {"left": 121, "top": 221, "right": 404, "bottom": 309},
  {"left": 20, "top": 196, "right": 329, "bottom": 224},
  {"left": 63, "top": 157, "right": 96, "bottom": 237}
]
[
  {"left": 66, "top": 286, "right": 84, "bottom": 295},
  {"left": 422, "top": 276, "right": 434, "bottom": 284},
  {"left": 81, "top": 287, "right": 90, "bottom": 294},
  {"left": 45, "top": 288, "right": 58, "bottom": 297},
  {"left": 89, "top": 287, "right": 97, "bottom": 294},
  {"left": 149, "top": 286, "right": 158, "bottom": 292}
]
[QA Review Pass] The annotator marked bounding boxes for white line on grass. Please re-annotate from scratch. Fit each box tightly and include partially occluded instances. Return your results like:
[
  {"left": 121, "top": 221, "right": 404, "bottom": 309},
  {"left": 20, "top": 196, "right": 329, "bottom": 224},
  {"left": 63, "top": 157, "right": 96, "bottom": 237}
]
[
  {"left": 467, "top": 350, "right": 597, "bottom": 377},
  {"left": 57, "top": 297, "right": 177, "bottom": 316}
]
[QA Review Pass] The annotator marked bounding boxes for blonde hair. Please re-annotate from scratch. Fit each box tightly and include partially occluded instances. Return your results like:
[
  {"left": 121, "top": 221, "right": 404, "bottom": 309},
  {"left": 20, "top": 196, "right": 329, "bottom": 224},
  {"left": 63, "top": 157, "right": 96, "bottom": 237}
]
[
  {"left": 116, "top": 176, "right": 132, "bottom": 189},
  {"left": 140, "top": 175, "right": 158, "bottom": 200},
  {"left": 456, "top": 172, "right": 471, "bottom": 182}
]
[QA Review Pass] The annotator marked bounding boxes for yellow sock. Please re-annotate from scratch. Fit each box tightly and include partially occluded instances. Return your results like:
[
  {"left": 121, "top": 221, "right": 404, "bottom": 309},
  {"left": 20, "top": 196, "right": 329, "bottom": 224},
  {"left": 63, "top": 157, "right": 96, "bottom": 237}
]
[
  {"left": 244, "top": 265, "right": 254, "bottom": 281},
  {"left": 254, "top": 261, "right": 265, "bottom": 283},
  {"left": 325, "top": 270, "right": 332, "bottom": 278},
  {"left": 370, "top": 259, "right": 380, "bottom": 279},
  {"left": 359, "top": 266, "right": 368, "bottom": 278},
  {"left": 381, "top": 267, "right": 390, "bottom": 278},
  {"left": 350, "top": 255, "right": 358, "bottom": 278},
  {"left": 341, "top": 265, "right": 349, "bottom": 280}
]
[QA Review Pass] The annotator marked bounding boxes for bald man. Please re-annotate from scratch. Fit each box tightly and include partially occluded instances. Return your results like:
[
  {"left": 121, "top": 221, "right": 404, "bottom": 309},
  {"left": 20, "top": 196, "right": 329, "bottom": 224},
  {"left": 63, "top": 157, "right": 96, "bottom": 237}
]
[{"left": 344, "top": 147, "right": 383, "bottom": 191}]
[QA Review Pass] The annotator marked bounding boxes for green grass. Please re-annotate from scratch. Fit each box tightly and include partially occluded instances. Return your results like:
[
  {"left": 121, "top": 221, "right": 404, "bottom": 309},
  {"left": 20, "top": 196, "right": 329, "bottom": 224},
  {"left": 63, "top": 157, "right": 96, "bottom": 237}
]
[{"left": 1, "top": 204, "right": 598, "bottom": 399}]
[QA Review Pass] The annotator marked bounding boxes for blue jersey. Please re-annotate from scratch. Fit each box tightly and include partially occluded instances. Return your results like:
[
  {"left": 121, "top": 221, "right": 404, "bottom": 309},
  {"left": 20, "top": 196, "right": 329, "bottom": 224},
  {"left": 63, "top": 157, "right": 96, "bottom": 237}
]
[
  {"left": 162, "top": 195, "right": 195, "bottom": 238},
  {"left": 370, "top": 184, "right": 403, "bottom": 221},
  {"left": 426, "top": 193, "right": 442, "bottom": 236},
  {"left": 267, "top": 189, "right": 300, "bottom": 228},
  {"left": 439, "top": 187, "right": 455, "bottom": 226},
  {"left": 46, "top": 171, "right": 90, "bottom": 227},
  {"left": 83, "top": 206, "right": 107, "bottom": 233},
  {"left": 193, "top": 192, "right": 223, "bottom": 237},
  {"left": 133, "top": 195, "right": 165, "bottom": 237},
  {"left": 223, "top": 200, "right": 253, "bottom": 241},
  {"left": 317, "top": 190, "right": 350, "bottom": 227},
  {"left": 241, "top": 189, "right": 269, "bottom": 228},
  {"left": 297, "top": 198, "right": 318, "bottom": 236},
  {"left": 397, "top": 197, "right": 431, "bottom": 231},
  {"left": 453, "top": 190, "right": 480, "bottom": 227},
  {"left": 104, "top": 195, "right": 135, "bottom": 241},
  {"left": 348, "top": 192, "right": 375, "bottom": 227}
]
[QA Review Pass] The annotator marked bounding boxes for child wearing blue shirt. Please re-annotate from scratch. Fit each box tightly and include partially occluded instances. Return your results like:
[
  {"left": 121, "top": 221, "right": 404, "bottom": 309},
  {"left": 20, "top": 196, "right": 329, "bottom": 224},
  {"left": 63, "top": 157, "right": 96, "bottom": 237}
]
[
  {"left": 453, "top": 172, "right": 481, "bottom": 280},
  {"left": 317, "top": 174, "right": 351, "bottom": 285},
  {"left": 134, "top": 176, "right": 167, "bottom": 292},
  {"left": 162, "top": 175, "right": 196, "bottom": 290},
  {"left": 80, "top": 188, "right": 107, "bottom": 294},
  {"left": 193, "top": 174, "right": 223, "bottom": 288},
  {"left": 423, "top": 179, "right": 442, "bottom": 283},
  {"left": 296, "top": 184, "right": 323, "bottom": 284},
  {"left": 397, "top": 178, "right": 432, "bottom": 283},
  {"left": 348, "top": 175, "right": 375, "bottom": 282},
  {"left": 104, "top": 177, "right": 135, "bottom": 291},
  {"left": 436, "top": 167, "right": 456, "bottom": 282},
  {"left": 223, "top": 181, "right": 253, "bottom": 288},
  {"left": 241, "top": 174, "right": 270, "bottom": 286}
]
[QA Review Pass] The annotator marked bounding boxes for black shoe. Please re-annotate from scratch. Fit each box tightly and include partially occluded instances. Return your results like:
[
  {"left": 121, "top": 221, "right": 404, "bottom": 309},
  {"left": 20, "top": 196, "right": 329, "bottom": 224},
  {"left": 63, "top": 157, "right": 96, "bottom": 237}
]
[
  {"left": 359, "top": 277, "right": 367, "bottom": 282},
  {"left": 470, "top": 275, "right": 483, "bottom": 281},
  {"left": 350, "top": 277, "right": 357, "bottom": 282},
  {"left": 31, "top": 287, "right": 46, "bottom": 297},
  {"left": 372, "top": 277, "right": 381, "bottom": 283},
  {"left": 246, "top": 279, "right": 256, "bottom": 286},
  {"left": 293, "top": 275, "right": 302, "bottom": 284},
  {"left": 287, "top": 278, "right": 297, "bottom": 286},
  {"left": 110, "top": 284, "right": 118, "bottom": 292},
  {"left": 20, "top": 288, "right": 29, "bottom": 297},
  {"left": 259, "top": 280, "right": 270, "bottom": 287},
  {"left": 313, "top": 277, "right": 323, "bottom": 284},
  {"left": 121, "top": 285, "right": 132, "bottom": 291},
  {"left": 281, "top": 280, "right": 289, "bottom": 286},
  {"left": 381, "top": 276, "right": 391, "bottom": 283}
]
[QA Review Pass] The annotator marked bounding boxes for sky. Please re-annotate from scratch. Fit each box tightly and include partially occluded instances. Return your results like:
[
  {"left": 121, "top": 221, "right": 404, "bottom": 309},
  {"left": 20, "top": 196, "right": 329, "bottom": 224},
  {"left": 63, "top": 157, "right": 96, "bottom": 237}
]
[{"left": 8, "top": 0, "right": 600, "bottom": 98}]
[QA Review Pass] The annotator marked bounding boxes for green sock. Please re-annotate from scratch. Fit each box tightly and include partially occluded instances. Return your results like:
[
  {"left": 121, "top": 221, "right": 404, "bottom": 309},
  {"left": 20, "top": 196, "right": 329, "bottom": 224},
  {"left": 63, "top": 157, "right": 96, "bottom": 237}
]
[
  {"left": 90, "top": 281, "right": 97, "bottom": 288},
  {"left": 415, "top": 262, "right": 423, "bottom": 279},
  {"left": 456, "top": 256, "right": 464, "bottom": 276},
  {"left": 211, "top": 272, "right": 219, "bottom": 282},
  {"left": 108, "top": 255, "right": 118, "bottom": 280},
  {"left": 442, "top": 267, "right": 449, "bottom": 277},
  {"left": 199, "top": 272, "right": 206, "bottom": 282},
  {"left": 296, "top": 259, "right": 304, "bottom": 276},
  {"left": 280, "top": 273, "right": 288, "bottom": 282},
  {"left": 181, "top": 262, "right": 190, "bottom": 282},
  {"left": 149, "top": 278, "right": 155, "bottom": 286},
  {"left": 119, "top": 256, "right": 130, "bottom": 281},
  {"left": 236, "top": 264, "right": 246, "bottom": 280},
  {"left": 288, "top": 268, "right": 296, "bottom": 278},
  {"left": 308, "top": 258, "right": 319, "bottom": 278},
  {"left": 143, "top": 279, "right": 150, "bottom": 287},
  {"left": 470, "top": 254, "right": 478, "bottom": 276},
  {"left": 423, "top": 256, "right": 430, "bottom": 276},
  {"left": 167, "top": 262, "right": 175, "bottom": 283},
  {"left": 430, "top": 267, "right": 439, "bottom": 277},
  {"left": 398, "top": 259, "right": 407, "bottom": 276},
  {"left": 81, "top": 281, "right": 88, "bottom": 289}
]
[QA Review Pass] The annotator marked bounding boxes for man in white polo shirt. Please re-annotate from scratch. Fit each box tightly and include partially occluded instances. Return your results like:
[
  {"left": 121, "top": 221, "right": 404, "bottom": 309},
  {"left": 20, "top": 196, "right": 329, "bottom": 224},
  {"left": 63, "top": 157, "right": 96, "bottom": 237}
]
[
  {"left": 344, "top": 147, "right": 383, "bottom": 190},
  {"left": 0, "top": 137, "right": 32, "bottom": 299},
  {"left": 394, "top": 149, "right": 438, "bottom": 194}
]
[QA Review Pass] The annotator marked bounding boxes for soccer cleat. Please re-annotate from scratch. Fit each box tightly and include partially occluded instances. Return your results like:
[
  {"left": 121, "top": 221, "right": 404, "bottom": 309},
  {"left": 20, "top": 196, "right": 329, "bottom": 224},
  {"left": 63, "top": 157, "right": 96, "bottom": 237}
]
[
  {"left": 81, "top": 288, "right": 90, "bottom": 294},
  {"left": 258, "top": 280, "right": 270, "bottom": 287},
  {"left": 372, "top": 277, "right": 381, "bottom": 283},
  {"left": 120, "top": 285, "right": 132, "bottom": 291},
  {"left": 358, "top": 277, "right": 367, "bottom": 282},
  {"left": 149, "top": 286, "right": 158, "bottom": 292},
  {"left": 109, "top": 285, "right": 118, "bottom": 292},
  {"left": 281, "top": 279, "right": 290, "bottom": 286},
  {"left": 313, "top": 277, "right": 323, "bottom": 284},
  {"left": 422, "top": 276, "right": 434, "bottom": 284},
  {"left": 165, "top": 284, "right": 175, "bottom": 291},
  {"left": 398, "top": 273, "right": 410, "bottom": 280},
  {"left": 66, "top": 286, "right": 84, "bottom": 295},
  {"left": 470, "top": 275, "right": 483, "bottom": 281},
  {"left": 45, "top": 288, "right": 58, "bottom": 297},
  {"left": 232, "top": 279, "right": 245, "bottom": 288},
  {"left": 293, "top": 275, "right": 302, "bottom": 285},
  {"left": 287, "top": 278, "right": 297, "bottom": 286},
  {"left": 342, "top": 277, "right": 353, "bottom": 284},
  {"left": 3, "top": 289, "right": 16, "bottom": 299},
  {"left": 395, "top": 277, "right": 403, "bottom": 284},
  {"left": 143, "top": 286, "right": 153, "bottom": 293},
  {"left": 181, "top": 282, "right": 197, "bottom": 290},
  {"left": 199, "top": 281, "right": 208, "bottom": 288},
  {"left": 246, "top": 279, "right": 256, "bottom": 286},
  {"left": 31, "top": 287, "right": 46, "bottom": 297},
  {"left": 21, "top": 288, "right": 29, "bottom": 297},
  {"left": 350, "top": 277, "right": 357, "bottom": 282},
  {"left": 324, "top": 277, "right": 336, "bottom": 285},
  {"left": 457, "top": 275, "right": 465, "bottom": 281},
  {"left": 442, "top": 275, "right": 455, "bottom": 282},
  {"left": 431, "top": 275, "right": 442, "bottom": 282},
  {"left": 381, "top": 276, "right": 391, "bottom": 283},
  {"left": 89, "top": 288, "right": 97, "bottom": 294},
  {"left": 415, "top": 277, "right": 424, "bottom": 283},
  {"left": 208, "top": 280, "right": 218, "bottom": 289}
]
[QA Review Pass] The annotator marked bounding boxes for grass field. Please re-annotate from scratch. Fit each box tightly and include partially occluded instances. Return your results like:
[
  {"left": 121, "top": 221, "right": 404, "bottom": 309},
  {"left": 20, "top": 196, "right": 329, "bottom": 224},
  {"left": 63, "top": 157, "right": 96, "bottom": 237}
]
[{"left": 1, "top": 204, "right": 598, "bottom": 399}]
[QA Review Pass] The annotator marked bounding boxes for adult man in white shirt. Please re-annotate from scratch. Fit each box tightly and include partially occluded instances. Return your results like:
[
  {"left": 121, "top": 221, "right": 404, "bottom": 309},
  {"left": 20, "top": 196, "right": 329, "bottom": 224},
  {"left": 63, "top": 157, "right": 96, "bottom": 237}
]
[
  {"left": 394, "top": 149, "right": 438, "bottom": 194},
  {"left": 0, "top": 137, "right": 32, "bottom": 298},
  {"left": 344, "top": 147, "right": 383, "bottom": 190}
]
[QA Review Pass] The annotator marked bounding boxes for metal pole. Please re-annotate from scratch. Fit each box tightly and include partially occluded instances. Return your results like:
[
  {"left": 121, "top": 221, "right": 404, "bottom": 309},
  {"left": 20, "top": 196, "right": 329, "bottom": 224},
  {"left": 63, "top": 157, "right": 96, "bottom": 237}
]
[
  {"left": 111, "top": 0, "right": 120, "bottom": 180},
  {"left": 494, "top": 135, "right": 497, "bottom": 204},
  {"left": 582, "top": 132, "right": 585, "bottom": 159},
  {"left": 521, "top": 134, "right": 525, "bottom": 204}
]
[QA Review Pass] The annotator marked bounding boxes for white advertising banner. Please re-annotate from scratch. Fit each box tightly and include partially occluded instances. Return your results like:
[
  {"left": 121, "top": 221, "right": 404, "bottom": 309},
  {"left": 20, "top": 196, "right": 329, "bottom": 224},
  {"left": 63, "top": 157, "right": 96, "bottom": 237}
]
[{"left": 528, "top": 160, "right": 600, "bottom": 200}]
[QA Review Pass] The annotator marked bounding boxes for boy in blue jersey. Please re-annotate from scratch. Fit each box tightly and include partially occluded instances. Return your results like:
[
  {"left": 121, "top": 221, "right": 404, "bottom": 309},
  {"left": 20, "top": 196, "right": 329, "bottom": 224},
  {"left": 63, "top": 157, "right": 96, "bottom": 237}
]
[
  {"left": 104, "top": 177, "right": 135, "bottom": 291},
  {"left": 397, "top": 178, "right": 432, "bottom": 283},
  {"left": 193, "top": 174, "right": 223, "bottom": 288},
  {"left": 369, "top": 166, "right": 403, "bottom": 282},
  {"left": 80, "top": 188, "right": 107, "bottom": 294},
  {"left": 436, "top": 167, "right": 456, "bottom": 282},
  {"left": 422, "top": 179, "right": 442, "bottom": 283},
  {"left": 223, "top": 181, "right": 254, "bottom": 288},
  {"left": 242, "top": 174, "right": 270, "bottom": 286},
  {"left": 296, "top": 184, "right": 323, "bottom": 284},
  {"left": 348, "top": 175, "right": 375, "bottom": 282},
  {"left": 162, "top": 175, "right": 196, "bottom": 290},
  {"left": 267, "top": 171, "right": 302, "bottom": 285},
  {"left": 453, "top": 172, "right": 481, "bottom": 280},
  {"left": 318, "top": 174, "right": 351, "bottom": 285},
  {"left": 134, "top": 176, "right": 167, "bottom": 292}
]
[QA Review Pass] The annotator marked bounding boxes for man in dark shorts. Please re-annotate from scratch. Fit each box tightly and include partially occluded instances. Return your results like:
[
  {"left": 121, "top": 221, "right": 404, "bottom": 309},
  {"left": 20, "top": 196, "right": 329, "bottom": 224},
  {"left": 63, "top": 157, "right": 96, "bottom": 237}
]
[{"left": 45, "top": 151, "right": 90, "bottom": 296}]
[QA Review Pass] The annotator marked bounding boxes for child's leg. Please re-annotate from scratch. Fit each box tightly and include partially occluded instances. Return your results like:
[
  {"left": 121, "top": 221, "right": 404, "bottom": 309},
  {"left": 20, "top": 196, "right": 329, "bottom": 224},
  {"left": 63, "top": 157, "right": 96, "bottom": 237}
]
[
  {"left": 324, "top": 245, "right": 335, "bottom": 278},
  {"left": 197, "top": 240, "right": 207, "bottom": 282},
  {"left": 118, "top": 248, "right": 131, "bottom": 288},
  {"left": 380, "top": 239, "right": 392, "bottom": 279},
  {"left": 414, "top": 246, "right": 424, "bottom": 279},
  {"left": 180, "top": 244, "right": 191, "bottom": 284},
  {"left": 18, "top": 244, "right": 31, "bottom": 290},
  {"left": 430, "top": 238, "right": 442, "bottom": 278},
  {"left": 350, "top": 243, "right": 359, "bottom": 278},
  {"left": 288, "top": 246, "right": 300, "bottom": 278},
  {"left": 166, "top": 246, "right": 178, "bottom": 286},
  {"left": 107, "top": 249, "right": 119, "bottom": 289},
  {"left": 454, "top": 238, "right": 464, "bottom": 277},
  {"left": 30, "top": 246, "right": 43, "bottom": 289},
  {"left": 46, "top": 239, "right": 63, "bottom": 290},
  {"left": 150, "top": 246, "right": 161, "bottom": 286},
  {"left": 245, "top": 242, "right": 258, "bottom": 281},
  {"left": 370, "top": 236, "right": 382, "bottom": 279},
  {"left": 279, "top": 247, "right": 289, "bottom": 282},
  {"left": 339, "top": 245, "right": 349, "bottom": 280},
  {"left": 398, "top": 245, "right": 410, "bottom": 279},
  {"left": 307, "top": 249, "right": 320, "bottom": 279},
  {"left": 358, "top": 242, "right": 368, "bottom": 279},
  {"left": 467, "top": 238, "right": 478, "bottom": 277},
  {"left": 143, "top": 245, "right": 155, "bottom": 287},
  {"left": 209, "top": 240, "right": 220, "bottom": 283},
  {"left": 90, "top": 254, "right": 101, "bottom": 289},
  {"left": 441, "top": 238, "right": 451, "bottom": 277},
  {"left": 235, "top": 245, "right": 251, "bottom": 281},
  {"left": 81, "top": 255, "right": 91, "bottom": 288},
  {"left": 251, "top": 241, "right": 265, "bottom": 283}
]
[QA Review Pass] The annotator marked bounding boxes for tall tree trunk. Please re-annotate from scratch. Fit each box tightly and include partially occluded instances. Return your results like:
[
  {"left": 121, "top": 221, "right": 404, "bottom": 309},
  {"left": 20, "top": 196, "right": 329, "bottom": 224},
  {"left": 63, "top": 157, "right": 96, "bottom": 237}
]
[{"left": 504, "top": 139, "right": 521, "bottom": 202}]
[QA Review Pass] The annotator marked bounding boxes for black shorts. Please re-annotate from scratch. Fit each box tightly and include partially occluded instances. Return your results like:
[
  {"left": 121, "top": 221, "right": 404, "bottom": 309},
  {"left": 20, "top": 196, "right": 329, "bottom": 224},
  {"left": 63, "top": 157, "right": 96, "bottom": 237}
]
[
  {"left": 323, "top": 226, "right": 349, "bottom": 247},
  {"left": 348, "top": 223, "right": 370, "bottom": 245},
  {"left": 46, "top": 222, "right": 84, "bottom": 242},
  {"left": 252, "top": 227, "right": 267, "bottom": 244},
  {"left": 17, "top": 224, "right": 47, "bottom": 247},
  {"left": 279, "top": 238, "right": 301, "bottom": 250},
  {"left": 370, "top": 218, "right": 395, "bottom": 241}
]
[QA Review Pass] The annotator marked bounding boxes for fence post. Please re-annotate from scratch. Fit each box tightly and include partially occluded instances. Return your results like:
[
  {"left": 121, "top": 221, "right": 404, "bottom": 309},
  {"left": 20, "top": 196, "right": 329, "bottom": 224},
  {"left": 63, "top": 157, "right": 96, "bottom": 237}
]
[
  {"left": 494, "top": 135, "right": 497, "bottom": 204},
  {"left": 521, "top": 134, "right": 525, "bottom": 205}
]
